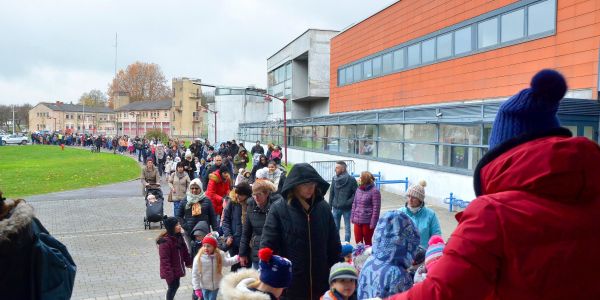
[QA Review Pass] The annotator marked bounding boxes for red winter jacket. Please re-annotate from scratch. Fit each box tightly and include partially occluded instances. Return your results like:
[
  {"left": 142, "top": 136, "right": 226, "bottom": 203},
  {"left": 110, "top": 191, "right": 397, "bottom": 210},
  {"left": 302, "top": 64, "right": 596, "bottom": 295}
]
[
  {"left": 157, "top": 233, "right": 192, "bottom": 284},
  {"left": 206, "top": 170, "right": 231, "bottom": 215},
  {"left": 390, "top": 132, "right": 600, "bottom": 300}
]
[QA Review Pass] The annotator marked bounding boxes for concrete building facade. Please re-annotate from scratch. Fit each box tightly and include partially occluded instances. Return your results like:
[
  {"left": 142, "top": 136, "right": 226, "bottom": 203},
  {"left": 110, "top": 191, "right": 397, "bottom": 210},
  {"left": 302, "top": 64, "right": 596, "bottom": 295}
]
[
  {"left": 209, "top": 87, "right": 270, "bottom": 143},
  {"left": 171, "top": 77, "right": 207, "bottom": 138},
  {"left": 267, "top": 29, "right": 339, "bottom": 120}
]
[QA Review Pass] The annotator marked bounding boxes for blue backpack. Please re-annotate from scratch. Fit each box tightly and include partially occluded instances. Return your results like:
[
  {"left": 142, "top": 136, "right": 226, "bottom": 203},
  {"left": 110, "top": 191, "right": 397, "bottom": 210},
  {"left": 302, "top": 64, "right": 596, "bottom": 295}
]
[{"left": 31, "top": 218, "right": 77, "bottom": 299}]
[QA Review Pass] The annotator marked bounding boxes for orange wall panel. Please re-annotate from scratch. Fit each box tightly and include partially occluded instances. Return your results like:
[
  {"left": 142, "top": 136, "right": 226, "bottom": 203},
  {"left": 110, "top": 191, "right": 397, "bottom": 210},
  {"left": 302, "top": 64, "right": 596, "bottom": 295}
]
[{"left": 330, "top": 0, "right": 600, "bottom": 113}]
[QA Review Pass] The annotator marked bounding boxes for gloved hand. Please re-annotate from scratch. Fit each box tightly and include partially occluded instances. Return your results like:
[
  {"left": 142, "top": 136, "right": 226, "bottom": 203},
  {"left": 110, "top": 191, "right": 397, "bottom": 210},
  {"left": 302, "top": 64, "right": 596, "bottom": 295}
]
[{"left": 195, "top": 290, "right": 202, "bottom": 298}]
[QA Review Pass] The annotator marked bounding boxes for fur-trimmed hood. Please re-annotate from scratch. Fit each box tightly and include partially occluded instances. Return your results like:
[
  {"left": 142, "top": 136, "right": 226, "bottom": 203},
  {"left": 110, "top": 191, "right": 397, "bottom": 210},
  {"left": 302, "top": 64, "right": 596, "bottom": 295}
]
[
  {"left": 217, "top": 268, "right": 271, "bottom": 300},
  {"left": 0, "top": 199, "right": 34, "bottom": 244}
]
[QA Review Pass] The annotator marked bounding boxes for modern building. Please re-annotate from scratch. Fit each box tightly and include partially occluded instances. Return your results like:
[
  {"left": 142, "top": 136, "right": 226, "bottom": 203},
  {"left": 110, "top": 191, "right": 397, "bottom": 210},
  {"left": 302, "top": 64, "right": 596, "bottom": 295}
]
[
  {"left": 267, "top": 29, "right": 339, "bottom": 120},
  {"left": 240, "top": 0, "right": 600, "bottom": 204},
  {"left": 28, "top": 102, "right": 116, "bottom": 135}
]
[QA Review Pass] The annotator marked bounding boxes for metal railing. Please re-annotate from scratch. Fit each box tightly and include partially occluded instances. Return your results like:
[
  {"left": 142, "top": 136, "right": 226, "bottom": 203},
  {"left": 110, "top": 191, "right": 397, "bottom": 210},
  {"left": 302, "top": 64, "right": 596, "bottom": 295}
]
[
  {"left": 310, "top": 160, "right": 355, "bottom": 182},
  {"left": 351, "top": 172, "right": 409, "bottom": 191},
  {"left": 443, "top": 192, "right": 471, "bottom": 212}
]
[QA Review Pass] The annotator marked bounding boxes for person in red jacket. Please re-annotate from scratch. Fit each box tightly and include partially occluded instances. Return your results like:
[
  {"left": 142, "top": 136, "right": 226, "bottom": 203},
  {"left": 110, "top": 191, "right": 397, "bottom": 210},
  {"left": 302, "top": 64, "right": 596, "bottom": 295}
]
[
  {"left": 388, "top": 69, "right": 600, "bottom": 300},
  {"left": 157, "top": 217, "right": 192, "bottom": 300},
  {"left": 205, "top": 164, "right": 232, "bottom": 222}
]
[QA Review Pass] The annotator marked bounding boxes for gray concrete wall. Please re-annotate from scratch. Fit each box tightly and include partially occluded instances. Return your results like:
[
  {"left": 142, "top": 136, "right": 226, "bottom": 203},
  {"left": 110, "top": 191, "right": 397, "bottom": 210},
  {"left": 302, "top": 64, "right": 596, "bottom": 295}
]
[
  {"left": 213, "top": 94, "right": 270, "bottom": 142},
  {"left": 292, "top": 59, "right": 308, "bottom": 99},
  {"left": 308, "top": 30, "right": 338, "bottom": 98}
]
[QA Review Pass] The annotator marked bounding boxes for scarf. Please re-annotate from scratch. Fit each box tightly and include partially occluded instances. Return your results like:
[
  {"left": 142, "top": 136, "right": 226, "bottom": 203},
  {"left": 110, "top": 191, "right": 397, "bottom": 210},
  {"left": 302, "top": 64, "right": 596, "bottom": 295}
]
[
  {"left": 176, "top": 171, "right": 186, "bottom": 179},
  {"left": 334, "top": 172, "right": 350, "bottom": 189},
  {"left": 185, "top": 191, "right": 205, "bottom": 209}
]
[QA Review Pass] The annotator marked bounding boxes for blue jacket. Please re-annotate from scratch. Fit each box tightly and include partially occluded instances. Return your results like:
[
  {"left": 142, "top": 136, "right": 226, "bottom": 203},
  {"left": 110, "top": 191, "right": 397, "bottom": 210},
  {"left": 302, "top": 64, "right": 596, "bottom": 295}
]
[
  {"left": 399, "top": 205, "right": 441, "bottom": 248},
  {"left": 357, "top": 210, "right": 420, "bottom": 299}
]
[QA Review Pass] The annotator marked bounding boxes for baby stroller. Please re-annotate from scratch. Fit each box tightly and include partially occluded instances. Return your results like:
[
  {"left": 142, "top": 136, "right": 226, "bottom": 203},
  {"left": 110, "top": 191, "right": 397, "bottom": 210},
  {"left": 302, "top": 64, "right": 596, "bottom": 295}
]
[{"left": 144, "top": 186, "right": 164, "bottom": 230}]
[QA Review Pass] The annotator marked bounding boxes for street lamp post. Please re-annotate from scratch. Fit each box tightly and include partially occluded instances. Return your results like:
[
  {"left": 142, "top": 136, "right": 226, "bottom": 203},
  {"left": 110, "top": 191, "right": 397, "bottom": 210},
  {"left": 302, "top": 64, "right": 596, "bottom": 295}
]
[
  {"left": 246, "top": 88, "right": 288, "bottom": 166},
  {"left": 200, "top": 106, "right": 218, "bottom": 143}
]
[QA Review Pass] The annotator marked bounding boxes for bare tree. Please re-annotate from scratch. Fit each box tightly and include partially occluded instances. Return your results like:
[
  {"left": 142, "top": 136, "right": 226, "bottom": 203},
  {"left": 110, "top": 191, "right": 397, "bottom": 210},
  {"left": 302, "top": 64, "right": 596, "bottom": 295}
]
[
  {"left": 107, "top": 61, "right": 172, "bottom": 107},
  {"left": 78, "top": 89, "right": 108, "bottom": 107},
  {"left": 0, "top": 103, "right": 32, "bottom": 133}
]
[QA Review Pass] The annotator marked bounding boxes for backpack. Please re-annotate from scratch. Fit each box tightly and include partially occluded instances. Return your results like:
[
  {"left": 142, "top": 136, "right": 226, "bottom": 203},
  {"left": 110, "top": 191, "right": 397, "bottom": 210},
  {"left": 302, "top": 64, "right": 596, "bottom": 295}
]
[{"left": 31, "top": 218, "right": 77, "bottom": 300}]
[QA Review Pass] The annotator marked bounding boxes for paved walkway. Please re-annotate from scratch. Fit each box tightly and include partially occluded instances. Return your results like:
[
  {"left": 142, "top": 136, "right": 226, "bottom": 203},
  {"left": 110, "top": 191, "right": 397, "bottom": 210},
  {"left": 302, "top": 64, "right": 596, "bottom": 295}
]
[{"left": 26, "top": 149, "right": 460, "bottom": 299}]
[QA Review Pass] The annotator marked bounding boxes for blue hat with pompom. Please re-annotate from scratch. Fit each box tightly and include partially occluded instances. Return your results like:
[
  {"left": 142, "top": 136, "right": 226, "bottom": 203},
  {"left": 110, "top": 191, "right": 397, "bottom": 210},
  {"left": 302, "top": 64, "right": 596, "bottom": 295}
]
[{"left": 488, "top": 69, "right": 567, "bottom": 149}]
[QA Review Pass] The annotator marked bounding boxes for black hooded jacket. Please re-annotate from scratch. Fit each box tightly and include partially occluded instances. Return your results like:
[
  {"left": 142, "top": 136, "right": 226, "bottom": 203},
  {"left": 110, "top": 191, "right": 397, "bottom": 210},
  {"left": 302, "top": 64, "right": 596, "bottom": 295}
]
[{"left": 260, "top": 163, "right": 341, "bottom": 300}]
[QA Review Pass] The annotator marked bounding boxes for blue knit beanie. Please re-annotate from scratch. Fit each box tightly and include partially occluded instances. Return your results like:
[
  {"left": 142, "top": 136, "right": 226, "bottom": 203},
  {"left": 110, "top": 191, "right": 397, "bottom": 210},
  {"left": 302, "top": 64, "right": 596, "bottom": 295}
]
[
  {"left": 488, "top": 69, "right": 567, "bottom": 149},
  {"left": 258, "top": 248, "right": 293, "bottom": 288}
]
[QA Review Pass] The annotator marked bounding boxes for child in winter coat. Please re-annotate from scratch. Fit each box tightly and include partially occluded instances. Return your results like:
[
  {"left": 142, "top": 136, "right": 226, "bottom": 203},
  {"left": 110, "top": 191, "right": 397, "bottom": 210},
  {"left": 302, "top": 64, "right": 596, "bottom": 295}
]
[
  {"left": 352, "top": 243, "right": 372, "bottom": 275},
  {"left": 157, "top": 217, "right": 192, "bottom": 300},
  {"left": 165, "top": 156, "right": 174, "bottom": 178},
  {"left": 321, "top": 262, "right": 359, "bottom": 300},
  {"left": 192, "top": 233, "right": 239, "bottom": 300},
  {"left": 357, "top": 210, "right": 420, "bottom": 299},
  {"left": 218, "top": 247, "right": 293, "bottom": 300},
  {"left": 413, "top": 235, "right": 445, "bottom": 284}
]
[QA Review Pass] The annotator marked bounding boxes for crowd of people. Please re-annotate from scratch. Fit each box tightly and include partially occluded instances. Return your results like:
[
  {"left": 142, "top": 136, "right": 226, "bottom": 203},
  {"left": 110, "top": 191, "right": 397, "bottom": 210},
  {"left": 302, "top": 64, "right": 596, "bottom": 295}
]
[{"left": 3, "top": 69, "right": 599, "bottom": 299}]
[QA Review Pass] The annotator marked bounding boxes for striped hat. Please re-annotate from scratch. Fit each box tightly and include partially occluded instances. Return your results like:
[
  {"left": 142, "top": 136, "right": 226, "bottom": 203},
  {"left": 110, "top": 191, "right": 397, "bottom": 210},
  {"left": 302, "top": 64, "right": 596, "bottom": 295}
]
[
  {"left": 425, "top": 235, "right": 445, "bottom": 270},
  {"left": 407, "top": 180, "right": 427, "bottom": 202},
  {"left": 329, "top": 262, "right": 358, "bottom": 284}
]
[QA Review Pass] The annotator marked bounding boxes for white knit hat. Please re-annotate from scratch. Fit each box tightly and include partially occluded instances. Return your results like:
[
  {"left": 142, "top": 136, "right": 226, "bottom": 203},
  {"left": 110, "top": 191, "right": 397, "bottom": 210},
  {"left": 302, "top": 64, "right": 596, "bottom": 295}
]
[{"left": 406, "top": 180, "right": 427, "bottom": 202}]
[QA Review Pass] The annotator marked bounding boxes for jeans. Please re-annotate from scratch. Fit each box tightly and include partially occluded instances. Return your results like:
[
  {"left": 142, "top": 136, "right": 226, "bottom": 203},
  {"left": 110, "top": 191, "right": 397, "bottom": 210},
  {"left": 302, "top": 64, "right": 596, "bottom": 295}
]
[
  {"left": 332, "top": 208, "right": 352, "bottom": 242},
  {"left": 173, "top": 201, "right": 182, "bottom": 217},
  {"left": 202, "top": 289, "right": 218, "bottom": 300},
  {"left": 252, "top": 261, "right": 259, "bottom": 270},
  {"left": 166, "top": 277, "right": 180, "bottom": 300}
]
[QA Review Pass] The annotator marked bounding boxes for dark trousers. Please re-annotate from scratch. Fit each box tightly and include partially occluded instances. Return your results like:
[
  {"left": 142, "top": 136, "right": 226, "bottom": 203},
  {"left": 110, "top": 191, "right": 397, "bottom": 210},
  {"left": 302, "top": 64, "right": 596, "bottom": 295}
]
[{"left": 166, "top": 277, "right": 180, "bottom": 300}]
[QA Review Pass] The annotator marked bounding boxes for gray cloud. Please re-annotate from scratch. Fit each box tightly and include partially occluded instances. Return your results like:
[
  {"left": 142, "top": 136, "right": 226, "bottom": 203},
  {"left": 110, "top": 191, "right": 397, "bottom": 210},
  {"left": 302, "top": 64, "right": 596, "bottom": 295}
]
[{"left": 0, "top": 0, "right": 396, "bottom": 105}]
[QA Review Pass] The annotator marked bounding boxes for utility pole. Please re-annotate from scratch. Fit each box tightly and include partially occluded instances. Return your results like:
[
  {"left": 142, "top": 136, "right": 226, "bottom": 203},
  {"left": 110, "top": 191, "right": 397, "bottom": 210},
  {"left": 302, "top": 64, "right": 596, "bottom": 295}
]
[{"left": 12, "top": 104, "right": 15, "bottom": 134}]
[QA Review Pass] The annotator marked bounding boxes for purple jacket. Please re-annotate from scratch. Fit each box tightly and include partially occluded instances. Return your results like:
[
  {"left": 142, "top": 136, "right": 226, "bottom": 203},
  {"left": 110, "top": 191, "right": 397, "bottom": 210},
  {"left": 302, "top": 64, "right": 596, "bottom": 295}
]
[
  {"left": 351, "top": 184, "right": 381, "bottom": 228},
  {"left": 157, "top": 233, "right": 192, "bottom": 284}
]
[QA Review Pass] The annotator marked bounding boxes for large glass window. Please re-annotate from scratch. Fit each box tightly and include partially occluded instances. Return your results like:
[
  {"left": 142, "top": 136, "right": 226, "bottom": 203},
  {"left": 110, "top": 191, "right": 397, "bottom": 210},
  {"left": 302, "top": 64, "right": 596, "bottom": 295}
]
[
  {"left": 440, "top": 124, "right": 481, "bottom": 145},
  {"left": 378, "top": 142, "right": 403, "bottom": 160},
  {"left": 408, "top": 43, "right": 420, "bottom": 66},
  {"left": 345, "top": 67, "right": 353, "bottom": 84},
  {"left": 353, "top": 64, "right": 362, "bottom": 82},
  {"left": 338, "top": 69, "right": 345, "bottom": 86},
  {"left": 382, "top": 53, "right": 393, "bottom": 74},
  {"left": 528, "top": 0, "right": 555, "bottom": 36},
  {"left": 405, "top": 124, "right": 436, "bottom": 142},
  {"left": 422, "top": 38, "right": 435, "bottom": 63},
  {"left": 404, "top": 144, "right": 436, "bottom": 165},
  {"left": 324, "top": 125, "right": 339, "bottom": 152},
  {"left": 285, "top": 63, "right": 292, "bottom": 80},
  {"left": 501, "top": 9, "right": 525, "bottom": 43},
  {"left": 454, "top": 26, "right": 472, "bottom": 55},
  {"left": 339, "top": 125, "right": 357, "bottom": 154},
  {"left": 478, "top": 18, "right": 499, "bottom": 48},
  {"left": 357, "top": 125, "right": 376, "bottom": 157},
  {"left": 437, "top": 32, "right": 452, "bottom": 59},
  {"left": 439, "top": 146, "right": 482, "bottom": 169},
  {"left": 379, "top": 124, "right": 403, "bottom": 141},
  {"left": 363, "top": 60, "right": 373, "bottom": 79},
  {"left": 393, "top": 48, "right": 405, "bottom": 70},
  {"left": 372, "top": 56, "right": 382, "bottom": 76}
]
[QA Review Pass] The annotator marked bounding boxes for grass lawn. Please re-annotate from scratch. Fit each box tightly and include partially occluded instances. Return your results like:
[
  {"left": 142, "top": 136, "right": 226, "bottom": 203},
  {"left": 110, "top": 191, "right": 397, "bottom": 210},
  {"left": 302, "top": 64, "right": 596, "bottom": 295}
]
[{"left": 0, "top": 145, "right": 141, "bottom": 198}]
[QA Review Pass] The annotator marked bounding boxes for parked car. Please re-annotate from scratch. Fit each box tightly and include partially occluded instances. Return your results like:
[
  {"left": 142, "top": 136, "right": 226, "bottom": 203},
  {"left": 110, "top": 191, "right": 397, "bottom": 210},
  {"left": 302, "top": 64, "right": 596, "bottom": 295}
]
[{"left": 1, "top": 134, "right": 28, "bottom": 145}]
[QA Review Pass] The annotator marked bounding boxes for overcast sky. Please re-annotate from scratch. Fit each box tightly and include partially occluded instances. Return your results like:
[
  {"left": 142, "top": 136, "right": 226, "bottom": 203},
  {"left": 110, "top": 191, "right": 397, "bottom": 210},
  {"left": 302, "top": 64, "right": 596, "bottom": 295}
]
[{"left": 0, "top": 0, "right": 396, "bottom": 105}]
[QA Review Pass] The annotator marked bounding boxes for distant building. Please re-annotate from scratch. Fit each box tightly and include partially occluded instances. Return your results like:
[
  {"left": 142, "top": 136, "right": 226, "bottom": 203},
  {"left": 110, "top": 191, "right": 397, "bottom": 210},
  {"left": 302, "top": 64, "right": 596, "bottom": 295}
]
[
  {"left": 28, "top": 102, "right": 115, "bottom": 135},
  {"left": 267, "top": 29, "right": 339, "bottom": 120},
  {"left": 171, "top": 77, "right": 207, "bottom": 139},
  {"left": 114, "top": 99, "right": 172, "bottom": 137}
]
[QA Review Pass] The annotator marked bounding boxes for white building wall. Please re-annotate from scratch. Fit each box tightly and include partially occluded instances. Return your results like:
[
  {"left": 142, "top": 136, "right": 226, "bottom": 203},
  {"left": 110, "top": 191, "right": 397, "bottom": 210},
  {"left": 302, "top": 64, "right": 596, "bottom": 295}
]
[{"left": 213, "top": 94, "right": 270, "bottom": 142}]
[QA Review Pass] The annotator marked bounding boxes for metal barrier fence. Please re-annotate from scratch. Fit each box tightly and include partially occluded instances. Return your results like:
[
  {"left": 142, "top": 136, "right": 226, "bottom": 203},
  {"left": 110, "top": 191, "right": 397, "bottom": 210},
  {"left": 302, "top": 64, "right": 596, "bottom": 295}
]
[
  {"left": 351, "top": 172, "right": 409, "bottom": 191},
  {"left": 443, "top": 192, "right": 471, "bottom": 212},
  {"left": 310, "top": 160, "right": 355, "bottom": 182}
]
